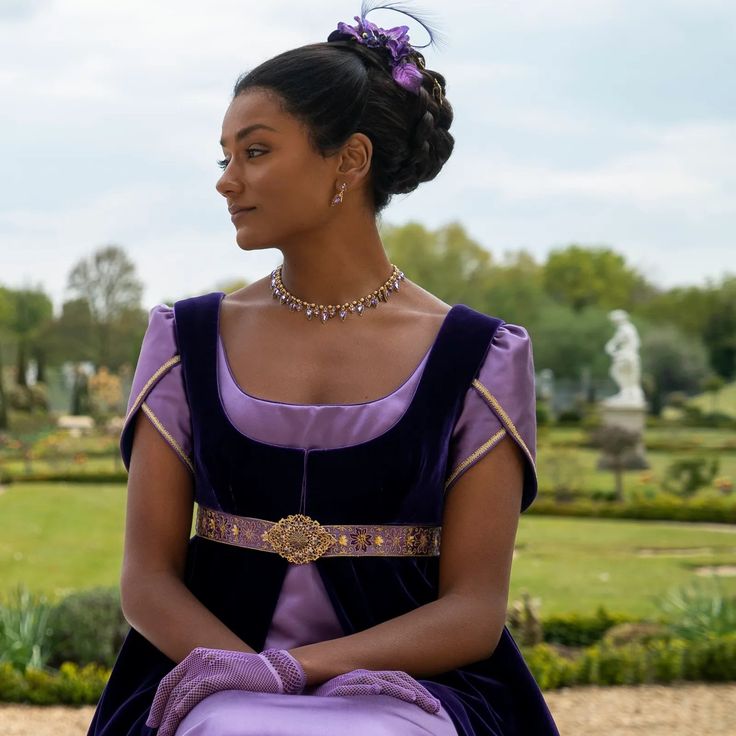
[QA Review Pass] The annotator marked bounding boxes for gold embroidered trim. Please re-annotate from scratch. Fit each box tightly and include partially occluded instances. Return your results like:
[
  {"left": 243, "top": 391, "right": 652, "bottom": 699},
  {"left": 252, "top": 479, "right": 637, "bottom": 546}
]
[
  {"left": 141, "top": 401, "right": 194, "bottom": 475},
  {"left": 444, "top": 428, "right": 507, "bottom": 490},
  {"left": 470, "top": 379, "right": 538, "bottom": 483},
  {"left": 195, "top": 505, "right": 442, "bottom": 564},
  {"left": 123, "top": 355, "right": 182, "bottom": 427}
]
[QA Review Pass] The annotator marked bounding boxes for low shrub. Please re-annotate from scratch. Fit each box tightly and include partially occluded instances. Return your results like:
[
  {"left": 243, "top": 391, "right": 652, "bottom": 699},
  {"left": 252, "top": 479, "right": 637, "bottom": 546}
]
[
  {"left": 3, "top": 471, "right": 126, "bottom": 484},
  {"left": 0, "top": 661, "right": 110, "bottom": 705},
  {"left": 527, "top": 494, "right": 736, "bottom": 523},
  {"left": 46, "top": 587, "right": 129, "bottom": 669},
  {"left": 541, "top": 606, "right": 636, "bottom": 647},
  {"left": 663, "top": 456, "right": 720, "bottom": 497},
  {"left": 521, "top": 632, "right": 736, "bottom": 689}
]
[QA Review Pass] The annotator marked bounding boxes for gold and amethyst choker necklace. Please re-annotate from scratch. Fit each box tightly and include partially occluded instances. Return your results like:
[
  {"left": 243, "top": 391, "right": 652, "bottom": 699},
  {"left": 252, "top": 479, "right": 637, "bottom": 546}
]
[{"left": 269, "top": 264, "right": 406, "bottom": 323}]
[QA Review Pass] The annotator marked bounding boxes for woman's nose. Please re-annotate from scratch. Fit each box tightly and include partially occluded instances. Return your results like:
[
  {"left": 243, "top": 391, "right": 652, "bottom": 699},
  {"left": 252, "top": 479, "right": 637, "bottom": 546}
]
[{"left": 216, "top": 173, "right": 239, "bottom": 197}]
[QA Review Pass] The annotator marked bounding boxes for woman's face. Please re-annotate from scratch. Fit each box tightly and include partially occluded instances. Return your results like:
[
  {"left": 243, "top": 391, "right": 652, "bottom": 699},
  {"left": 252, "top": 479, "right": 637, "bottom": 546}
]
[{"left": 215, "top": 87, "right": 344, "bottom": 252}]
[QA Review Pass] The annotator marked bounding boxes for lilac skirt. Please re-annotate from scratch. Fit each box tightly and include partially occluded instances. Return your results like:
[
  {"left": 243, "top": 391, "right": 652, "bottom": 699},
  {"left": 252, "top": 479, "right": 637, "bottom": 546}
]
[{"left": 174, "top": 690, "right": 459, "bottom": 735}]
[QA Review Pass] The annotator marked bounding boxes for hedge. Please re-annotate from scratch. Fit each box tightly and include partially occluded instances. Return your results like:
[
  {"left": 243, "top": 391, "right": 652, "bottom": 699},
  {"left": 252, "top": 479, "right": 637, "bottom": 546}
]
[{"left": 2, "top": 634, "right": 736, "bottom": 704}]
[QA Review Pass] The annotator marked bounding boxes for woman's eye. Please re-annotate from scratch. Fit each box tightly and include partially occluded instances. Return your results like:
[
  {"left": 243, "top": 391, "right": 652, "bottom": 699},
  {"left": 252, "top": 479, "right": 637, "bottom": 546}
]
[{"left": 216, "top": 149, "right": 265, "bottom": 169}]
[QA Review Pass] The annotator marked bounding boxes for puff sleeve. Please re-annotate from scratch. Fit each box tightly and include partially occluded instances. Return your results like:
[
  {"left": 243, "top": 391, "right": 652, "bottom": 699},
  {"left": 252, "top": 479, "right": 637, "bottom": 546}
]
[
  {"left": 445, "top": 323, "right": 538, "bottom": 512},
  {"left": 119, "top": 304, "right": 194, "bottom": 475}
]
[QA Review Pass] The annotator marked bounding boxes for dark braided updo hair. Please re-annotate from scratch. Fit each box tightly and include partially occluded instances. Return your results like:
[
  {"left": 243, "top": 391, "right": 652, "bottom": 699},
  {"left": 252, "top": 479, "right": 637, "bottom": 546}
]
[{"left": 229, "top": 3, "right": 454, "bottom": 215}]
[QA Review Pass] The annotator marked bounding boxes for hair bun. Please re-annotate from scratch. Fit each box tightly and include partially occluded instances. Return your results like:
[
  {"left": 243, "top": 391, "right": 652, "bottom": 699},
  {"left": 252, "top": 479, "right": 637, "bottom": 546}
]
[{"left": 389, "top": 67, "right": 453, "bottom": 195}]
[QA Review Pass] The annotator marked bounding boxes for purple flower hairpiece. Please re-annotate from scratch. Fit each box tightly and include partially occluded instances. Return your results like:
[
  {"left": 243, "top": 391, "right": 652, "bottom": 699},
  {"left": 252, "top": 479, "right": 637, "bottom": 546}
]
[{"left": 334, "top": 14, "right": 424, "bottom": 95}]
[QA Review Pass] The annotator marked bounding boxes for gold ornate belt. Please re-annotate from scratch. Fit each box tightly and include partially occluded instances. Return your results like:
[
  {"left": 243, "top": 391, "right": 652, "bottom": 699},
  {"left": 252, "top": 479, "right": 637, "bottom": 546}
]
[{"left": 195, "top": 505, "right": 442, "bottom": 565}]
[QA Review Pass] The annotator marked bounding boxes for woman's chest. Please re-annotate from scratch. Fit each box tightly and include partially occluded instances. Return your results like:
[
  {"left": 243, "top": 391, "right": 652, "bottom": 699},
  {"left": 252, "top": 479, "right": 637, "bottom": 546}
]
[{"left": 218, "top": 301, "right": 450, "bottom": 406}]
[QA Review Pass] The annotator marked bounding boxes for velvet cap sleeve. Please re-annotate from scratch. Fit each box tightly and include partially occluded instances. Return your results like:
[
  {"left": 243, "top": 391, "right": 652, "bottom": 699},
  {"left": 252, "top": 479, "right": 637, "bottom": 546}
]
[
  {"left": 445, "top": 323, "right": 538, "bottom": 512},
  {"left": 119, "top": 304, "right": 193, "bottom": 475}
]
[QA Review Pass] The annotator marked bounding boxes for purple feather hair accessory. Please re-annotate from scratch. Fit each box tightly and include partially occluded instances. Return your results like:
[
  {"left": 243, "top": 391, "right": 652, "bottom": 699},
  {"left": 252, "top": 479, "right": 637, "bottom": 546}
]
[{"left": 333, "top": 13, "right": 424, "bottom": 94}]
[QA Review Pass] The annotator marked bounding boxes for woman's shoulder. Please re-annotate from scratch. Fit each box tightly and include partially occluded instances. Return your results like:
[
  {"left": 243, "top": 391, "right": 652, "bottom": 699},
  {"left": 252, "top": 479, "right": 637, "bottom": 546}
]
[
  {"left": 138, "top": 303, "right": 178, "bottom": 361},
  {"left": 447, "top": 317, "right": 538, "bottom": 509},
  {"left": 479, "top": 321, "right": 533, "bottom": 373}
]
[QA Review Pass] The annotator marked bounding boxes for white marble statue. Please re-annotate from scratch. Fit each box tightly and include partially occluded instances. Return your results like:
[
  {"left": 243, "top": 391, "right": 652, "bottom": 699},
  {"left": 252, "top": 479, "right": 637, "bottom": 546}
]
[{"left": 601, "top": 309, "right": 646, "bottom": 408}]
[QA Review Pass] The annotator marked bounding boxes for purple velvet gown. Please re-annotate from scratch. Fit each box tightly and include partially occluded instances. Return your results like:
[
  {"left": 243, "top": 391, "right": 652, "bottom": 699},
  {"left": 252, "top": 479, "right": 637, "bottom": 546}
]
[{"left": 110, "top": 302, "right": 546, "bottom": 735}]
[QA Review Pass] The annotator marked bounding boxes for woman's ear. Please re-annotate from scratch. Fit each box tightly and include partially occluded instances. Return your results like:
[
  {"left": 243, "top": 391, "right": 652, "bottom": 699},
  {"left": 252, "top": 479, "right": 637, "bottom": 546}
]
[{"left": 336, "top": 132, "right": 372, "bottom": 184}]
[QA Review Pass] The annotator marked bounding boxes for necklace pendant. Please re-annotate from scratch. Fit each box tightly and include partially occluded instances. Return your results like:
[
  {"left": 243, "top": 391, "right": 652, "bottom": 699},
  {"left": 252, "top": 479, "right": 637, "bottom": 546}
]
[
  {"left": 305, "top": 307, "right": 313, "bottom": 320},
  {"left": 320, "top": 311, "right": 329, "bottom": 323},
  {"left": 356, "top": 303, "right": 364, "bottom": 315},
  {"left": 339, "top": 309, "right": 347, "bottom": 320}
]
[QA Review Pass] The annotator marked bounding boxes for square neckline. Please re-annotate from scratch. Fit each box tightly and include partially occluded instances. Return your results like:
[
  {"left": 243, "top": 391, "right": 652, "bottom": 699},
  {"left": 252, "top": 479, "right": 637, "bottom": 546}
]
[{"left": 215, "top": 291, "right": 456, "bottom": 408}]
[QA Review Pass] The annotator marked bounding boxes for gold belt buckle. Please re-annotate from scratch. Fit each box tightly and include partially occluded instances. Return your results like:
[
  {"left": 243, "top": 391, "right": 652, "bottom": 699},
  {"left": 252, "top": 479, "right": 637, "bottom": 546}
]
[{"left": 261, "top": 513, "right": 338, "bottom": 565}]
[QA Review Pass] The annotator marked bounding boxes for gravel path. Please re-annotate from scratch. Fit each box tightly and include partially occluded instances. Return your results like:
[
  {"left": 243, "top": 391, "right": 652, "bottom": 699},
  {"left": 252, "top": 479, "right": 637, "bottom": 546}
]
[{"left": 1, "top": 682, "right": 734, "bottom": 735}]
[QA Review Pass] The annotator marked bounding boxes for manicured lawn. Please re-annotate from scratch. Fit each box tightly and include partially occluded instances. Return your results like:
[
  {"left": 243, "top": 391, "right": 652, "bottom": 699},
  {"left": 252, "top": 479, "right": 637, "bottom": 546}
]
[
  {"left": 2, "top": 482, "right": 735, "bottom": 618},
  {"left": 512, "top": 515, "right": 736, "bottom": 617},
  {"left": 0, "top": 483, "right": 131, "bottom": 602}
]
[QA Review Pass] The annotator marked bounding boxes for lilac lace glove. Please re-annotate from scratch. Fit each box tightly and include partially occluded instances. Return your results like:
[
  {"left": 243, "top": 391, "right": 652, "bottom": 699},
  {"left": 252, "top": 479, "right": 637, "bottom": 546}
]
[
  {"left": 145, "top": 647, "right": 306, "bottom": 736},
  {"left": 312, "top": 668, "right": 441, "bottom": 714}
]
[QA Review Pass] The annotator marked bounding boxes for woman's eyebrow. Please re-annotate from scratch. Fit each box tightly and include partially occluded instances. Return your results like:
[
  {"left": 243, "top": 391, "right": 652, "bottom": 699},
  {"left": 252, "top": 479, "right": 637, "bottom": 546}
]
[{"left": 220, "top": 123, "right": 278, "bottom": 147}]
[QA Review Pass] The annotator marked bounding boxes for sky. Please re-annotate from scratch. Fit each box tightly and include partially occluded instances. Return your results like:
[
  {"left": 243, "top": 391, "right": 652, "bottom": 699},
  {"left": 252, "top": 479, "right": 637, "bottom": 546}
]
[{"left": 1, "top": 0, "right": 734, "bottom": 315}]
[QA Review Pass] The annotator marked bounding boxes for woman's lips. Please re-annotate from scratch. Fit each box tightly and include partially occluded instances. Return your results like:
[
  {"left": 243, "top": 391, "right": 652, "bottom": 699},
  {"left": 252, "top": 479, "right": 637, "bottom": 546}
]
[{"left": 231, "top": 208, "right": 255, "bottom": 221}]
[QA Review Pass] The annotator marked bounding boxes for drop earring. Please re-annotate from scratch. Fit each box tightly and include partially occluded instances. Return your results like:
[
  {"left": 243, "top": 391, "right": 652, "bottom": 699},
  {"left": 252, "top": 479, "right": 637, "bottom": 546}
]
[{"left": 330, "top": 182, "right": 347, "bottom": 207}]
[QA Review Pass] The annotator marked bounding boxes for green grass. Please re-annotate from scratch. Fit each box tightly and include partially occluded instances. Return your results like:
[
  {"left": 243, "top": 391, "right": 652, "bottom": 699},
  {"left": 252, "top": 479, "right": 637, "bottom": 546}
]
[
  {"left": 511, "top": 515, "right": 736, "bottom": 618},
  {"left": 2, "top": 482, "right": 736, "bottom": 619},
  {"left": 0, "top": 483, "right": 129, "bottom": 602},
  {"left": 688, "top": 381, "right": 736, "bottom": 417}
]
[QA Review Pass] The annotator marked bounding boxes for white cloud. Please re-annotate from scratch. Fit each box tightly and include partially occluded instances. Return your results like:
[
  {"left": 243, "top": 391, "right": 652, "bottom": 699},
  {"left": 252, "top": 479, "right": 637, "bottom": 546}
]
[
  {"left": 449, "top": 120, "right": 735, "bottom": 214},
  {"left": 0, "top": 0, "right": 734, "bottom": 307}
]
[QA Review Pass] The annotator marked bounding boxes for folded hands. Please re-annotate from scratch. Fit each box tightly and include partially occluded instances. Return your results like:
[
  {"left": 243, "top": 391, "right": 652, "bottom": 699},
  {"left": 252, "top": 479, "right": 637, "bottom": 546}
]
[{"left": 145, "top": 647, "right": 441, "bottom": 735}]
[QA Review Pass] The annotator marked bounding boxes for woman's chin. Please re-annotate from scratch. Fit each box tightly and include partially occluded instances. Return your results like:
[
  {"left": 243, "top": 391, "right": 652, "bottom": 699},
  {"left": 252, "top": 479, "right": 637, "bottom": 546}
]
[{"left": 234, "top": 231, "right": 268, "bottom": 252}]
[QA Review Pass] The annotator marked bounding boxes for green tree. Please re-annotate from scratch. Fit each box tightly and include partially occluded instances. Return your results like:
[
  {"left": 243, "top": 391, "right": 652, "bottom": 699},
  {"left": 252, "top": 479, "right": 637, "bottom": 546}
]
[
  {"left": 702, "top": 276, "right": 736, "bottom": 380},
  {"left": 638, "top": 275, "right": 736, "bottom": 380},
  {"left": 542, "top": 244, "right": 652, "bottom": 312},
  {"left": 640, "top": 324, "right": 710, "bottom": 415},
  {"left": 0, "top": 287, "right": 14, "bottom": 430},
  {"left": 7, "top": 287, "right": 54, "bottom": 389},
  {"left": 526, "top": 303, "right": 612, "bottom": 382},
  {"left": 39, "top": 298, "right": 96, "bottom": 366},
  {"left": 382, "top": 220, "right": 493, "bottom": 307},
  {"left": 66, "top": 244, "right": 144, "bottom": 368},
  {"left": 482, "top": 250, "right": 551, "bottom": 325}
]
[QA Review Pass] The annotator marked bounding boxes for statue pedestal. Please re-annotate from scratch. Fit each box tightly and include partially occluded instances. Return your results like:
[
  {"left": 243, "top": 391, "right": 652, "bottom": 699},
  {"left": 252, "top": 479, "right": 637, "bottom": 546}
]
[{"left": 597, "top": 403, "right": 649, "bottom": 470}]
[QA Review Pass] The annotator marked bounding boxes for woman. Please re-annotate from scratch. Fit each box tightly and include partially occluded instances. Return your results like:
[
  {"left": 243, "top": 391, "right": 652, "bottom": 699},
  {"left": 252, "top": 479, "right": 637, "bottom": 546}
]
[{"left": 88, "top": 3, "right": 560, "bottom": 734}]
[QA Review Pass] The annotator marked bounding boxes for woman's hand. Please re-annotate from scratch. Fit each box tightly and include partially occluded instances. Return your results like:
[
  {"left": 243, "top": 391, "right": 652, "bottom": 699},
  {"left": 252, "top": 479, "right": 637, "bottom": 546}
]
[
  {"left": 145, "top": 647, "right": 306, "bottom": 736},
  {"left": 312, "top": 668, "right": 441, "bottom": 714}
]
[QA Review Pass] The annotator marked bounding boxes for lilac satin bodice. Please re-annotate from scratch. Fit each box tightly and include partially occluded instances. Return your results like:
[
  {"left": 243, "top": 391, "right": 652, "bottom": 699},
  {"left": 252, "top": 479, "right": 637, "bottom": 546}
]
[{"left": 120, "top": 304, "right": 538, "bottom": 652}]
